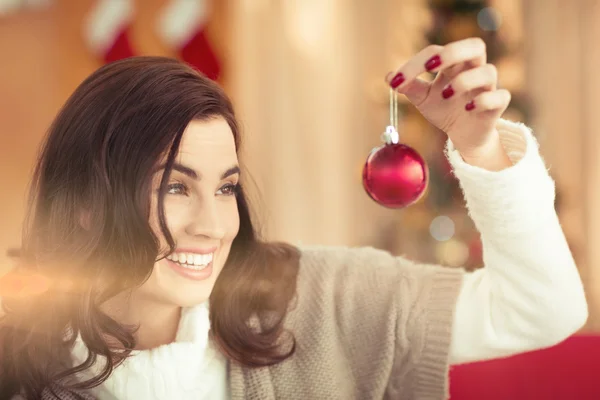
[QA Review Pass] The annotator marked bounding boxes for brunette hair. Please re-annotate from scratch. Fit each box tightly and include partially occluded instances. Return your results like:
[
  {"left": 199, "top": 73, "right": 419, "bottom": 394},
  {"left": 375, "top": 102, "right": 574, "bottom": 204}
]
[{"left": 0, "top": 57, "right": 299, "bottom": 399}]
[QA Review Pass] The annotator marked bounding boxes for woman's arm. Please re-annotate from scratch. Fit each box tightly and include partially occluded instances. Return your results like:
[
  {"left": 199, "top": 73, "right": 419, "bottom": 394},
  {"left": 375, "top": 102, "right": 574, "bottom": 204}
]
[
  {"left": 385, "top": 37, "right": 587, "bottom": 365},
  {"left": 447, "top": 119, "right": 587, "bottom": 364}
]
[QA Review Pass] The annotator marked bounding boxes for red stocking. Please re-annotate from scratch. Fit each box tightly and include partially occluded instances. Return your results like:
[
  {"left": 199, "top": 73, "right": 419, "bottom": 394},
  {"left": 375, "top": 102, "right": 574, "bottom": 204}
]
[
  {"left": 84, "top": 0, "right": 136, "bottom": 64},
  {"left": 158, "top": 0, "right": 221, "bottom": 80}
]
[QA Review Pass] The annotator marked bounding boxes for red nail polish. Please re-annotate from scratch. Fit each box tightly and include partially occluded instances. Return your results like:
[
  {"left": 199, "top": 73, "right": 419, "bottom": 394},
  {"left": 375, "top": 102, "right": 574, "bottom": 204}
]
[
  {"left": 442, "top": 85, "right": 454, "bottom": 99},
  {"left": 465, "top": 101, "right": 476, "bottom": 111},
  {"left": 425, "top": 54, "right": 442, "bottom": 71},
  {"left": 390, "top": 72, "right": 405, "bottom": 89}
]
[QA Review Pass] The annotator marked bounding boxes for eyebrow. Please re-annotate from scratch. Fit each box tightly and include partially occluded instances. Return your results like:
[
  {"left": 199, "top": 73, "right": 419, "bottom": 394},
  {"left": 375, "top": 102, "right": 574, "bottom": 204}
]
[
  {"left": 158, "top": 163, "right": 240, "bottom": 180},
  {"left": 220, "top": 165, "right": 241, "bottom": 180}
]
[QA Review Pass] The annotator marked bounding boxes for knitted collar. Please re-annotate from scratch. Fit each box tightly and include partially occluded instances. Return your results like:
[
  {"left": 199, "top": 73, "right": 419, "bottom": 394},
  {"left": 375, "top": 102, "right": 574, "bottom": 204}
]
[{"left": 71, "top": 302, "right": 228, "bottom": 399}]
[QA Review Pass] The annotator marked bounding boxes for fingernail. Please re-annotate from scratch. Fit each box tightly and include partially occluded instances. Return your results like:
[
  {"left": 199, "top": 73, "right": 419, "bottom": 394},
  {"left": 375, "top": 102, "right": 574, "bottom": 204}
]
[
  {"left": 442, "top": 85, "right": 454, "bottom": 99},
  {"left": 389, "top": 72, "right": 405, "bottom": 89},
  {"left": 465, "top": 101, "right": 476, "bottom": 111},
  {"left": 425, "top": 54, "right": 442, "bottom": 71}
]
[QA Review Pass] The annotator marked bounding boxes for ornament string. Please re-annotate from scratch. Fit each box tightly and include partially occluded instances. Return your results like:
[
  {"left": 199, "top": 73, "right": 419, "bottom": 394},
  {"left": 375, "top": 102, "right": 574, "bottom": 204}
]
[
  {"left": 383, "top": 88, "right": 400, "bottom": 145},
  {"left": 390, "top": 87, "right": 398, "bottom": 130}
]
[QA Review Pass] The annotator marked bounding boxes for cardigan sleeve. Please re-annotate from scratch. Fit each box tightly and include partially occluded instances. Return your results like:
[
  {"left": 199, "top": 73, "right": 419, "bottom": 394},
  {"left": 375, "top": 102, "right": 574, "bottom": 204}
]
[
  {"left": 386, "top": 257, "right": 465, "bottom": 400},
  {"left": 292, "top": 246, "right": 465, "bottom": 400},
  {"left": 445, "top": 119, "right": 587, "bottom": 364}
]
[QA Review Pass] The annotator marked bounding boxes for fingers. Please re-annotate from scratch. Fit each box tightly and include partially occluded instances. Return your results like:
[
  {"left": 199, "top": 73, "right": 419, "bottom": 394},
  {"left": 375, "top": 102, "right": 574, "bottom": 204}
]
[
  {"left": 386, "top": 44, "right": 443, "bottom": 90},
  {"left": 435, "top": 38, "right": 487, "bottom": 83},
  {"left": 429, "top": 37, "right": 487, "bottom": 75},
  {"left": 441, "top": 64, "right": 498, "bottom": 99},
  {"left": 467, "top": 89, "right": 511, "bottom": 114},
  {"left": 436, "top": 58, "right": 487, "bottom": 87},
  {"left": 387, "top": 38, "right": 486, "bottom": 90}
]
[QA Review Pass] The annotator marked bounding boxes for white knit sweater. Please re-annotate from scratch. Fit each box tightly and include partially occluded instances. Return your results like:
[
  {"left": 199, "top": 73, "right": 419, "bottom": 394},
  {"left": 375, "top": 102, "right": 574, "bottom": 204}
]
[{"left": 70, "top": 119, "right": 587, "bottom": 400}]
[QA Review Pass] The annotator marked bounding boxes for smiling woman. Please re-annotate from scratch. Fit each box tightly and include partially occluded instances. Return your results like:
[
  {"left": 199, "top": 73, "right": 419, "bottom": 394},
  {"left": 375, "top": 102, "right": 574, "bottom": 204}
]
[
  {"left": 144, "top": 120, "right": 241, "bottom": 305},
  {"left": 0, "top": 43, "right": 588, "bottom": 400},
  {"left": 100, "top": 118, "right": 247, "bottom": 349},
  {"left": 0, "top": 57, "right": 300, "bottom": 399}
]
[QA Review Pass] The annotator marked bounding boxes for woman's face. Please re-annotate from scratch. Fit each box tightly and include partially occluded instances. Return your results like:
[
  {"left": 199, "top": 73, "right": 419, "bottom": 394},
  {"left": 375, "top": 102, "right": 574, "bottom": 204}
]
[{"left": 137, "top": 117, "right": 240, "bottom": 308}]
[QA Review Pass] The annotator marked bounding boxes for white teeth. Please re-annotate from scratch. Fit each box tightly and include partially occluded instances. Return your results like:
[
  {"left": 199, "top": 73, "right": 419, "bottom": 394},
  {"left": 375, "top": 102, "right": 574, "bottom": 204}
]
[{"left": 167, "top": 251, "right": 214, "bottom": 270}]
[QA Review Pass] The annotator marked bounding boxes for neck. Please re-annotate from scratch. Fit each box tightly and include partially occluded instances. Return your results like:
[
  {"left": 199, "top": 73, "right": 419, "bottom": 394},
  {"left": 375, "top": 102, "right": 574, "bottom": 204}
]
[{"left": 103, "top": 292, "right": 182, "bottom": 350}]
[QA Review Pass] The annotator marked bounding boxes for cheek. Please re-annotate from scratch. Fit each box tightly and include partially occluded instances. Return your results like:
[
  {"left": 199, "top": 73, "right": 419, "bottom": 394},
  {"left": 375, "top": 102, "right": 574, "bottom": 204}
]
[
  {"left": 223, "top": 199, "right": 240, "bottom": 242},
  {"left": 149, "top": 197, "right": 190, "bottom": 240}
]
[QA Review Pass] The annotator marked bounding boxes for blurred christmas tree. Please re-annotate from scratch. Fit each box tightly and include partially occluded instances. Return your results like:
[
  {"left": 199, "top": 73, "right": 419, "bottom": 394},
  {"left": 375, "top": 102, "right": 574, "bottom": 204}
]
[{"left": 380, "top": 0, "right": 527, "bottom": 270}]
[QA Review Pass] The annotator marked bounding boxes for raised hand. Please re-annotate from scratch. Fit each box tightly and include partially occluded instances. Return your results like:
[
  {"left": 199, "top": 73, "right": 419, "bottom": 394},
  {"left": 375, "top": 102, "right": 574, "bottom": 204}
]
[{"left": 388, "top": 38, "right": 512, "bottom": 170}]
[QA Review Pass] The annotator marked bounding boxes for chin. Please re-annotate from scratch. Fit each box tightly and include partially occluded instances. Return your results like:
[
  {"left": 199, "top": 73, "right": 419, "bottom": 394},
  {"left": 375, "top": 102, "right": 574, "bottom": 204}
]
[
  {"left": 145, "top": 260, "right": 222, "bottom": 308},
  {"left": 172, "top": 295, "right": 211, "bottom": 308},
  {"left": 166, "top": 279, "right": 216, "bottom": 308}
]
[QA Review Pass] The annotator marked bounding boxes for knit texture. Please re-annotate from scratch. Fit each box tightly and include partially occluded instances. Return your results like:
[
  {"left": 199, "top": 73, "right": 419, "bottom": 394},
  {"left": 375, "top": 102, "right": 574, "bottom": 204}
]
[
  {"left": 228, "top": 247, "right": 464, "bottom": 400},
  {"left": 447, "top": 120, "right": 587, "bottom": 364},
  {"left": 446, "top": 119, "right": 555, "bottom": 235},
  {"left": 69, "top": 303, "right": 228, "bottom": 399}
]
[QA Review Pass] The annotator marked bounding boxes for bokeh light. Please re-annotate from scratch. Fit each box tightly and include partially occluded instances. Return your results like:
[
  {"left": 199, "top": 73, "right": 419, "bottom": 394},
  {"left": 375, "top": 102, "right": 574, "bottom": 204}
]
[{"left": 429, "top": 215, "right": 455, "bottom": 241}]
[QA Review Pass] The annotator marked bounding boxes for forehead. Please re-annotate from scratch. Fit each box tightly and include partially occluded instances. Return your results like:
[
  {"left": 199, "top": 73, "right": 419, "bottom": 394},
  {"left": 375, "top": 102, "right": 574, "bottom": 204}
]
[{"left": 175, "top": 117, "right": 238, "bottom": 170}]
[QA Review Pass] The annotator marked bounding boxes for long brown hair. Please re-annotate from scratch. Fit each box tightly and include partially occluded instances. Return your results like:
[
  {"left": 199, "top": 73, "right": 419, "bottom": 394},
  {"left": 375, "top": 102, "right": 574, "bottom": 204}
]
[{"left": 0, "top": 57, "right": 299, "bottom": 399}]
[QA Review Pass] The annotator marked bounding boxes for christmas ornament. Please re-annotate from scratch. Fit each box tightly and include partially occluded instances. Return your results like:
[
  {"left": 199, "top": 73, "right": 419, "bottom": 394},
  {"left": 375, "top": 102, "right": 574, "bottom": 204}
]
[
  {"left": 362, "top": 88, "right": 429, "bottom": 208},
  {"left": 158, "top": 0, "right": 221, "bottom": 80}
]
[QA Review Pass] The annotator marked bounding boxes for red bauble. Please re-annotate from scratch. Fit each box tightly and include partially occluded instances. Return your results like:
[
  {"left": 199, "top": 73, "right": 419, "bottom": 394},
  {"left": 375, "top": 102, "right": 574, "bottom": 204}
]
[{"left": 362, "top": 143, "right": 429, "bottom": 208}]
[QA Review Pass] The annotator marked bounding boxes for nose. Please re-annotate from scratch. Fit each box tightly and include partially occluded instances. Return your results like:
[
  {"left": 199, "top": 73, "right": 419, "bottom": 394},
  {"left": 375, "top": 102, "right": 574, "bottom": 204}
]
[{"left": 185, "top": 196, "right": 225, "bottom": 240}]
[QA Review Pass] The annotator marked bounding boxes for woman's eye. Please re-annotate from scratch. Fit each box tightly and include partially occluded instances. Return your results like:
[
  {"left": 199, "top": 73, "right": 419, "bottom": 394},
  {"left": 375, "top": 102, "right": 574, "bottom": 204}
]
[
  {"left": 167, "top": 183, "right": 188, "bottom": 195},
  {"left": 217, "top": 183, "right": 239, "bottom": 196}
]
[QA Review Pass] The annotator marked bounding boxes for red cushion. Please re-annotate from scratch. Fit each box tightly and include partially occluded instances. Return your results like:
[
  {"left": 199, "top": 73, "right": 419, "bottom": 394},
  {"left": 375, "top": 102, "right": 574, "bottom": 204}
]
[{"left": 449, "top": 335, "right": 600, "bottom": 400}]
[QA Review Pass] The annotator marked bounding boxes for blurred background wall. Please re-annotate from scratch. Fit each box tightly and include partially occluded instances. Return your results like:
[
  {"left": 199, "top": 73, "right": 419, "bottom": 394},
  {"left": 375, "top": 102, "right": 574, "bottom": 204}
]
[{"left": 0, "top": 0, "right": 598, "bottom": 330}]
